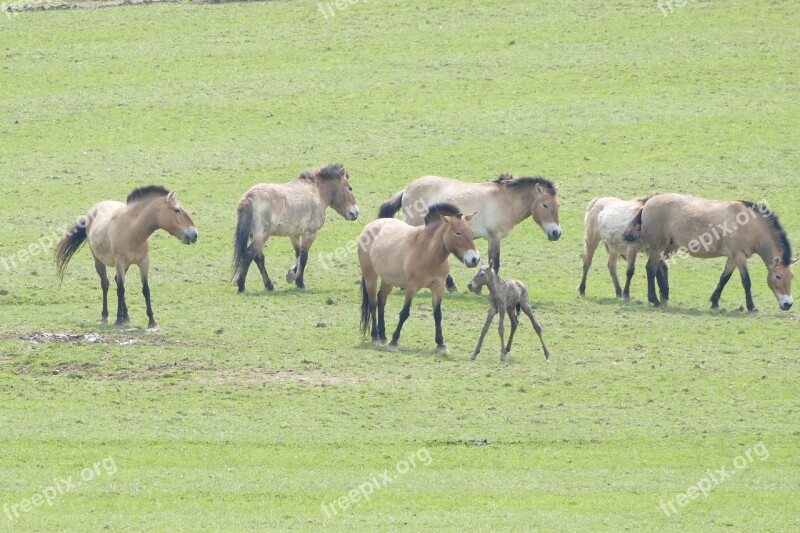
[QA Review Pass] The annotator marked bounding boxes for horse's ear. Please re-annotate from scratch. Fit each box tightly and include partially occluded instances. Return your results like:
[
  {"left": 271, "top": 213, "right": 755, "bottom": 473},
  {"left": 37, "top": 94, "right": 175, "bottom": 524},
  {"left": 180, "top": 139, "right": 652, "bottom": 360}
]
[
  {"left": 535, "top": 183, "right": 543, "bottom": 193},
  {"left": 555, "top": 184, "right": 561, "bottom": 192},
  {"left": 166, "top": 191, "right": 176, "bottom": 201},
  {"left": 440, "top": 215, "right": 453, "bottom": 226},
  {"left": 773, "top": 256, "right": 782, "bottom": 267},
  {"left": 463, "top": 212, "right": 477, "bottom": 222},
  {"left": 793, "top": 257, "right": 799, "bottom": 266}
]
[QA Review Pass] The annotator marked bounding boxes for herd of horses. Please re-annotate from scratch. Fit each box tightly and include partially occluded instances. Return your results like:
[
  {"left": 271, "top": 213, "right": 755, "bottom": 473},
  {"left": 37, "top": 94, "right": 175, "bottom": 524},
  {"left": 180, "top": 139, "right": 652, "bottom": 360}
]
[{"left": 53, "top": 163, "right": 796, "bottom": 360}]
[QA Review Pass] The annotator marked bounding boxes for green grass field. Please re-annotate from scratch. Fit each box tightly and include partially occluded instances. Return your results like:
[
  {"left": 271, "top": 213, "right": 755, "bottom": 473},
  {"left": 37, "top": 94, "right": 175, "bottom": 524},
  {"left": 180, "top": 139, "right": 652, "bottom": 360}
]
[{"left": 1, "top": 0, "right": 799, "bottom": 530}]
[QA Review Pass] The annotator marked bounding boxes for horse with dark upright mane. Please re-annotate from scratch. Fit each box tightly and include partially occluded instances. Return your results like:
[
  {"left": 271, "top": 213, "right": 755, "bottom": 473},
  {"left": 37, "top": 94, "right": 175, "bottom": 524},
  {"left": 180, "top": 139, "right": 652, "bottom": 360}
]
[
  {"left": 623, "top": 193, "right": 796, "bottom": 311},
  {"left": 232, "top": 164, "right": 359, "bottom": 292},
  {"left": 378, "top": 174, "right": 561, "bottom": 291},
  {"left": 359, "top": 203, "right": 480, "bottom": 353},
  {"left": 55, "top": 185, "right": 198, "bottom": 327}
]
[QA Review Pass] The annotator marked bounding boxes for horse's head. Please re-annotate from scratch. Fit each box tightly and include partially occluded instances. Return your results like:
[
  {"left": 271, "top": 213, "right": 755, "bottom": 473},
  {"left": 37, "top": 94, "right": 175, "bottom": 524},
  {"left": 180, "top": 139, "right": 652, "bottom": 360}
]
[
  {"left": 467, "top": 261, "right": 495, "bottom": 294},
  {"left": 441, "top": 213, "right": 480, "bottom": 267},
  {"left": 530, "top": 182, "right": 562, "bottom": 241},
  {"left": 322, "top": 165, "right": 359, "bottom": 221},
  {"left": 159, "top": 192, "right": 198, "bottom": 244},
  {"left": 768, "top": 256, "right": 795, "bottom": 310}
]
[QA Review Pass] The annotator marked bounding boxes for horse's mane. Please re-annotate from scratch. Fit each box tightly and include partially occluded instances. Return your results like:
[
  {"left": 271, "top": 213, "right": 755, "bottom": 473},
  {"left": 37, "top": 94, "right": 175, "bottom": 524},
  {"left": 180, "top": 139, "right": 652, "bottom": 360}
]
[
  {"left": 493, "top": 174, "right": 557, "bottom": 195},
  {"left": 298, "top": 164, "right": 348, "bottom": 182},
  {"left": 424, "top": 203, "right": 462, "bottom": 225},
  {"left": 127, "top": 185, "right": 171, "bottom": 205},
  {"left": 741, "top": 201, "right": 793, "bottom": 266}
]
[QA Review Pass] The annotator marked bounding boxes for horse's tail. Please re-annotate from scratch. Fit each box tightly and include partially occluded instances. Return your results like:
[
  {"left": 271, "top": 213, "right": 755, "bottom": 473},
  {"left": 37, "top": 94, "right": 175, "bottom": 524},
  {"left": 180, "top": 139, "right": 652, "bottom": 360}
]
[
  {"left": 231, "top": 197, "right": 254, "bottom": 282},
  {"left": 55, "top": 223, "right": 87, "bottom": 281},
  {"left": 360, "top": 277, "right": 372, "bottom": 336},
  {"left": 378, "top": 190, "right": 404, "bottom": 218},
  {"left": 623, "top": 205, "right": 644, "bottom": 243}
]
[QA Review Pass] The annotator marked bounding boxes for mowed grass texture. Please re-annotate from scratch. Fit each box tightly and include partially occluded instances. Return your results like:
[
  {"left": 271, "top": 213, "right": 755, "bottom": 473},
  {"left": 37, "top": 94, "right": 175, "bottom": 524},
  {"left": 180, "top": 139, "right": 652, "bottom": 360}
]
[{"left": 1, "top": 1, "right": 799, "bottom": 530}]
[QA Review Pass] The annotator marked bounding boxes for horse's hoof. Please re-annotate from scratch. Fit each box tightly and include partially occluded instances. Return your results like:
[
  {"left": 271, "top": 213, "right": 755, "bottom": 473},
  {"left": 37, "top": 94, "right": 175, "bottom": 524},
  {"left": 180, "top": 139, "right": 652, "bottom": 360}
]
[
  {"left": 100, "top": 318, "right": 108, "bottom": 324},
  {"left": 237, "top": 287, "right": 246, "bottom": 294},
  {"left": 447, "top": 285, "right": 459, "bottom": 293},
  {"left": 710, "top": 302, "right": 719, "bottom": 309},
  {"left": 295, "top": 282, "right": 306, "bottom": 290},
  {"left": 386, "top": 343, "right": 399, "bottom": 352},
  {"left": 435, "top": 345, "right": 448, "bottom": 355},
  {"left": 286, "top": 270, "right": 296, "bottom": 283},
  {"left": 371, "top": 339, "right": 383, "bottom": 346},
  {"left": 470, "top": 353, "right": 478, "bottom": 361},
  {"left": 148, "top": 321, "right": 158, "bottom": 329}
]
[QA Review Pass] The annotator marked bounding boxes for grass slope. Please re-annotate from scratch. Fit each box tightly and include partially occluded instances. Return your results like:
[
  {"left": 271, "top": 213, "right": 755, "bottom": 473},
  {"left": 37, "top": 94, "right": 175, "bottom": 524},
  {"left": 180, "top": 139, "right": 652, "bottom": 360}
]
[{"left": 1, "top": 0, "right": 799, "bottom": 530}]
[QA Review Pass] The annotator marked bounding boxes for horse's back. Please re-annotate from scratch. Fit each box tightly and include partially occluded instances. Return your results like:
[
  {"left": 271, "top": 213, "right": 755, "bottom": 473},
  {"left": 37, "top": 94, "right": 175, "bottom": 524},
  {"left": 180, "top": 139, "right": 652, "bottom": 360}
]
[
  {"left": 243, "top": 181, "right": 322, "bottom": 236},
  {"left": 402, "top": 176, "right": 486, "bottom": 226},
  {"left": 591, "top": 197, "right": 643, "bottom": 251},
  {"left": 358, "top": 218, "right": 419, "bottom": 285}
]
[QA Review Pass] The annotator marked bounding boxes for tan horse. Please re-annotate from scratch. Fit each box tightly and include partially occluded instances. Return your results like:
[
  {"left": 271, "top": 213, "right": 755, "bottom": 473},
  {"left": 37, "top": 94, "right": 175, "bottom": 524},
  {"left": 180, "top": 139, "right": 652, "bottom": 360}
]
[
  {"left": 55, "top": 185, "right": 198, "bottom": 327},
  {"left": 578, "top": 195, "right": 653, "bottom": 300},
  {"left": 378, "top": 174, "right": 561, "bottom": 291},
  {"left": 359, "top": 203, "right": 479, "bottom": 353},
  {"left": 232, "top": 164, "right": 359, "bottom": 292},
  {"left": 624, "top": 193, "right": 796, "bottom": 311}
]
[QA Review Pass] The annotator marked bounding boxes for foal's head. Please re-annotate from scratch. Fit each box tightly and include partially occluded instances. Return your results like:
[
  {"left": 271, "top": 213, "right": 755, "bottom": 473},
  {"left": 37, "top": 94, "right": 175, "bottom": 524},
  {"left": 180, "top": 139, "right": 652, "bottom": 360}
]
[
  {"left": 467, "top": 261, "right": 496, "bottom": 294},
  {"left": 316, "top": 164, "right": 360, "bottom": 221}
]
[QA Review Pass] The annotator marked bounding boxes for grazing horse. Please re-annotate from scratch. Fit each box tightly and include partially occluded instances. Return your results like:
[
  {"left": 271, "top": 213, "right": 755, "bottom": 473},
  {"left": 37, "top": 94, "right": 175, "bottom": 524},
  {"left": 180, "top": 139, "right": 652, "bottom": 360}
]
[
  {"left": 378, "top": 174, "right": 561, "bottom": 291},
  {"left": 623, "top": 193, "right": 796, "bottom": 311},
  {"left": 55, "top": 185, "right": 198, "bottom": 327},
  {"left": 359, "top": 203, "right": 480, "bottom": 353},
  {"left": 467, "top": 261, "right": 550, "bottom": 363},
  {"left": 578, "top": 195, "right": 654, "bottom": 300},
  {"left": 232, "top": 164, "right": 359, "bottom": 292}
]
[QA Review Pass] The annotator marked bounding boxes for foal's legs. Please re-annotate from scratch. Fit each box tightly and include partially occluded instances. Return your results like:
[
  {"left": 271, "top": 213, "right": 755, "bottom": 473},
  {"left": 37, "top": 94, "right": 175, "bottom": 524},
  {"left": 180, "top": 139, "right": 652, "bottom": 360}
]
[
  {"left": 471, "top": 303, "right": 497, "bottom": 361},
  {"left": 505, "top": 307, "right": 519, "bottom": 354},
  {"left": 94, "top": 257, "right": 110, "bottom": 323},
  {"left": 520, "top": 302, "right": 550, "bottom": 360},
  {"left": 387, "top": 286, "right": 418, "bottom": 352},
  {"left": 497, "top": 307, "right": 508, "bottom": 363},
  {"left": 710, "top": 258, "right": 736, "bottom": 309},
  {"left": 578, "top": 233, "right": 599, "bottom": 296},
  {"left": 139, "top": 258, "right": 157, "bottom": 328},
  {"left": 622, "top": 246, "right": 637, "bottom": 301},
  {"left": 114, "top": 262, "right": 130, "bottom": 326}
]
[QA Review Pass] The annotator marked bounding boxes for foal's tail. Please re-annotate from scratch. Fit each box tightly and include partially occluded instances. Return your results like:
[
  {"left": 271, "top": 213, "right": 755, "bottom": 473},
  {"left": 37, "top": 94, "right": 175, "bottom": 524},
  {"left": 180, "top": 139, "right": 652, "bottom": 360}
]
[
  {"left": 55, "top": 223, "right": 87, "bottom": 281},
  {"left": 231, "top": 197, "right": 254, "bottom": 282},
  {"left": 360, "top": 277, "right": 373, "bottom": 337},
  {"left": 378, "top": 190, "right": 404, "bottom": 218}
]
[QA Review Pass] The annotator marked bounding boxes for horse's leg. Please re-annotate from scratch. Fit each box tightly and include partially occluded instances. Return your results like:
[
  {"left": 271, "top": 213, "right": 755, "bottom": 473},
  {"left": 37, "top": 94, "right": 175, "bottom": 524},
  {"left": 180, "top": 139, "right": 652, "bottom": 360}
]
[
  {"left": 520, "top": 302, "right": 550, "bottom": 360},
  {"left": 286, "top": 236, "right": 301, "bottom": 284},
  {"left": 237, "top": 234, "right": 267, "bottom": 293},
  {"left": 432, "top": 282, "right": 447, "bottom": 353},
  {"left": 139, "top": 258, "right": 156, "bottom": 328},
  {"left": 505, "top": 306, "right": 519, "bottom": 354},
  {"left": 607, "top": 250, "right": 622, "bottom": 298},
  {"left": 498, "top": 307, "right": 507, "bottom": 363},
  {"left": 489, "top": 238, "right": 501, "bottom": 273},
  {"left": 445, "top": 274, "right": 458, "bottom": 293},
  {"left": 114, "top": 262, "right": 130, "bottom": 326},
  {"left": 656, "top": 260, "right": 669, "bottom": 305},
  {"left": 578, "top": 234, "right": 599, "bottom": 296},
  {"left": 710, "top": 258, "right": 736, "bottom": 309},
  {"left": 377, "top": 282, "right": 392, "bottom": 344},
  {"left": 94, "top": 257, "right": 110, "bottom": 323},
  {"left": 388, "top": 287, "right": 418, "bottom": 352},
  {"left": 471, "top": 304, "right": 497, "bottom": 360},
  {"left": 253, "top": 251, "right": 274, "bottom": 291},
  {"left": 362, "top": 273, "right": 380, "bottom": 344},
  {"left": 735, "top": 254, "right": 756, "bottom": 311},
  {"left": 292, "top": 233, "right": 317, "bottom": 289},
  {"left": 622, "top": 246, "right": 637, "bottom": 301},
  {"left": 645, "top": 253, "right": 661, "bottom": 307}
]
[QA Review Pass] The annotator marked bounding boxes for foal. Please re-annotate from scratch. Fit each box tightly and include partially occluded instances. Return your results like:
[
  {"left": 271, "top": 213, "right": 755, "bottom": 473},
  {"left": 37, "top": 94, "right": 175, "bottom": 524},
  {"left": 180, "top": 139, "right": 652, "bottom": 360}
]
[{"left": 467, "top": 261, "right": 550, "bottom": 363}]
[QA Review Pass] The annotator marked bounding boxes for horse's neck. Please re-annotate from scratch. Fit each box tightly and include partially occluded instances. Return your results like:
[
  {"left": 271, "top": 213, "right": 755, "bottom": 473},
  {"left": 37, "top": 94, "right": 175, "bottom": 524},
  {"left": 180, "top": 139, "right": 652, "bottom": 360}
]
[
  {"left": 423, "top": 223, "right": 453, "bottom": 262},
  {"left": 507, "top": 186, "right": 537, "bottom": 225},
  {"left": 754, "top": 220, "right": 783, "bottom": 267},
  {"left": 120, "top": 201, "right": 160, "bottom": 243},
  {"left": 314, "top": 180, "right": 335, "bottom": 207},
  {"left": 486, "top": 276, "right": 504, "bottom": 300}
]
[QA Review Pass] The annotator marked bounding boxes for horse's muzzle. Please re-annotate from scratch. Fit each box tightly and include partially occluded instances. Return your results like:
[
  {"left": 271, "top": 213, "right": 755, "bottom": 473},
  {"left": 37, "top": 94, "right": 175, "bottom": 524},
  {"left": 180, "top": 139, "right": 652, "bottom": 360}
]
[
  {"left": 548, "top": 228, "right": 562, "bottom": 241},
  {"left": 182, "top": 227, "right": 198, "bottom": 244},
  {"left": 346, "top": 207, "right": 360, "bottom": 221},
  {"left": 463, "top": 250, "right": 480, "bottom": 268},
  {"left": 778, "top": 295, "right": 793, "bottom": 310}
]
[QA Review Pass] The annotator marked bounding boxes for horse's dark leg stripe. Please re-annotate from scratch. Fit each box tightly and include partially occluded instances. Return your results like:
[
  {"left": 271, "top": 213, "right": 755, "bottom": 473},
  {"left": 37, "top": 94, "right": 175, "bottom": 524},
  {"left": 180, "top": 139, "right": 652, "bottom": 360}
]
[
  {"left": 236, "top": 248, "right": 256, "bottom": 293},
  {"left": 645, "top": 259, "right": 660, "bottom": 306},
  {"left": 142, "top": 278, "right": 155, "bottom": 328},
  {"left": 656, "top": 260, "right": 669, "bottom": 303},
  {"left": 433, "top": 300, "right": 444, "bottom": 348},
  {"left": 445, "top": 275, "right": 457, "bottom": 290},
  {"left": 390, "top": 300, "right": 412, "bottom": 347},
  {"left": 740, "top": 267, "right": 755, "bottom": 311},
  {"left": 377, "top": 292, "right": 387, "bottom": 342},
  {"left": 710, "top": 270, "right": 734, "bottom": 308},
  {"left": 295, "top": 249, "right": 309, "bottom": 288},
  {"left": 253, "top": 253, "right": 274, "bottom": 291},
  {"left": 489, "top": 239, "right": 501, "bottom": 273},
  {"left": 115, "top": 275, "right": 127, "bottom": 324}
]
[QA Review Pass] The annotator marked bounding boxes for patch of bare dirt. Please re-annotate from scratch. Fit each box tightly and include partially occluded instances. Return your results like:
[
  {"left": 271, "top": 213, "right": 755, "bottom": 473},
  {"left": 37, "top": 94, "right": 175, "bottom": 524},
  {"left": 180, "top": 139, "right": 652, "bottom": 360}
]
[
  {"left": 207, "top": 367, "right": 367, "bottom": 386},
  {"left": 2, "top": 0, "right": 266, "bottom": 14},
  {"left": 6, "top": 332, "right": 172, "bottom": 346}
]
